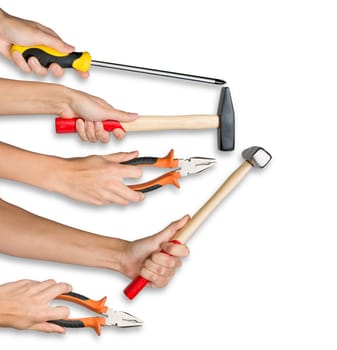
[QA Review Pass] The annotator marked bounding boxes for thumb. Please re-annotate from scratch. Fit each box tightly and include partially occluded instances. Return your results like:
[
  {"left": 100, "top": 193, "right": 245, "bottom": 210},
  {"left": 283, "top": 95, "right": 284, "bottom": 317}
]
[
  {"left": 108, "top": 108, "right": 139, "bottom": 122},
  {"left": 39, "top": 34, "right": 74, "bottom": 53},
  {"left": 154, "top": 215, "right": 190, "bottom": 247}
]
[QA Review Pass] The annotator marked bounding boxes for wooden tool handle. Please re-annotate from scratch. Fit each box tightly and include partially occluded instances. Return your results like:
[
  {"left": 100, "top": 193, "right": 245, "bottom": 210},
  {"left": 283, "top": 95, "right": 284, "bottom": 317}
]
[
  {"left": 173, "top": 161, "right": 252, "bottom": 243},
  {"left": 124, "top": 160, "right": 253, "bottom": 300},
  {"left": 124, "top": 115, "right": 219, "bottom": 131},
  {"left": 55, "top": 115, "right": 219, "bottom": 133}
]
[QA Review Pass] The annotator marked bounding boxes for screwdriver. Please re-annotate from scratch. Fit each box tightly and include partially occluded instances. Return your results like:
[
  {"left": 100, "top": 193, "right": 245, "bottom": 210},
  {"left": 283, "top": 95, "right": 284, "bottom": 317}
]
[{"left": 11, "top": 45, "right": 225, "bottom": 85}]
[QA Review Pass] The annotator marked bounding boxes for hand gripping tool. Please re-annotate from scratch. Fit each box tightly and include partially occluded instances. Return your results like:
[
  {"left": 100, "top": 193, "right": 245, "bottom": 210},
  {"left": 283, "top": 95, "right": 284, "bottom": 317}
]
[
  {"left": 49, "top": 291, "right": 143, "bottom": 335},
  {"left": 123, "top": 149, "right": 216, "bottom": 193}
]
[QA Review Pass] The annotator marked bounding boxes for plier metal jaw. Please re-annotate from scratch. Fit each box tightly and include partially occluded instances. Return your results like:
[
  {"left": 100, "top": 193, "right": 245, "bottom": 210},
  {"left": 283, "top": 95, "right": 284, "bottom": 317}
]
[
  {"left": 49, "top": 292, "right": 143, "bottom": 335},
  {"left": 122, "top": 149, "right": 216, "bottom": 193}
]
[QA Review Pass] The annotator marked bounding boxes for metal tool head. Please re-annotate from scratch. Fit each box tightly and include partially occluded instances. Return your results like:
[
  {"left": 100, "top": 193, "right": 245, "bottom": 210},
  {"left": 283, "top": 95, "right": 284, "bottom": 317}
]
[
  {"left": 217, "top": 87, "right": 235, "bottom": 151},
  {"left": 106, "top": 310, "right": 144, "bottom": 328},
  {"left": 178, "top": 157, "right": 216, "bottom": 177},
  {"left": 241, "top": 146, "right": 272, "bottom": 168}
]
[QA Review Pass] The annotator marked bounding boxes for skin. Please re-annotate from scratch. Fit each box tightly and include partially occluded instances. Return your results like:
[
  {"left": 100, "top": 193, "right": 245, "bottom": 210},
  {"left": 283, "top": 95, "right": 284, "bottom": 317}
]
[
  {"left": 0, "top": 78, "right": 145, "bottom": 205},
  {"left": 0, "top": 199, "right": 190, "bottom": 333},
  {"left": 0, "top": 8, "right": 190, "bottom": 333},
  {"left": 0, "top": 8, "right": 86, "bottom": 78},
  {"left": 0, "top": 142, "right": 144, "bottom": 205},
  {"left": 0, "top": 9, "right": 134, "bottom": 143},
  {"left": 0, "top": 77, "right": 138, "bottom": 142}
]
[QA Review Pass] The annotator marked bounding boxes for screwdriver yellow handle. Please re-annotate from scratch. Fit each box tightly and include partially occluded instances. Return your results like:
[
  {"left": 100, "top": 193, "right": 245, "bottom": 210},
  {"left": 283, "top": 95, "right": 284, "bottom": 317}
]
[{"left": 10, "top": 45, "right": 91, "bottom": 72}]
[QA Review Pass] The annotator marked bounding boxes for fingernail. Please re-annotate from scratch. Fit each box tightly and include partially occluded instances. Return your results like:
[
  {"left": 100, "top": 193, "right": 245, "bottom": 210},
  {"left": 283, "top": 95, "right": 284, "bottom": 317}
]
[
  {"left": 50, "top": 65, "right": 60, "bottom": 74},
  {"left": 114, "top": 129, "right": 125, "bottom": 140},
  {"left": 29, "top": 57, "right": 39, "bottom": 66}
]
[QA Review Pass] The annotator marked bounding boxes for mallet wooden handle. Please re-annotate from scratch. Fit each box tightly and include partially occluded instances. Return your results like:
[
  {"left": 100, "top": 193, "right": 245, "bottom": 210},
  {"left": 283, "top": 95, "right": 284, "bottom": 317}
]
[
  {"left": 55, "top": 115, "right": 219, "bottom": 133},
  {"left": 124, "top": 160, "right": 253, "bottom": 300}
]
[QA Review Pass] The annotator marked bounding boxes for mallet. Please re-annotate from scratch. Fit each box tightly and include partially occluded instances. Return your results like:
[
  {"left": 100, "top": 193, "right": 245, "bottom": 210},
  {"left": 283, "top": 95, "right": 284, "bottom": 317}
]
[
  {"left": 124, "top": 146, "right": 272, "bottom": 300},
  {"left": 55, "top": 87, "right": 235, "bottom": 151}
]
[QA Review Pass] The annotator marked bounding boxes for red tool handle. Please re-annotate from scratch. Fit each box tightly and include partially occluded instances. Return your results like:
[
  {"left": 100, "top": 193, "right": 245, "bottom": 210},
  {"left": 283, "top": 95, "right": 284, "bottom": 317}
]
[
  {"left": 55, "top": 117, "right": 125, "bottom": 133},
  {"left": 124, "top": 240, "right": 182, "bottom": 300}
]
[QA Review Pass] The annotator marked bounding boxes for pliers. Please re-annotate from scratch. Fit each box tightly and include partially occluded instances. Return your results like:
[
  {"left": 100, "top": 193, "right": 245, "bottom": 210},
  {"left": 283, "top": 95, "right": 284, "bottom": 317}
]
[
  {"left": 49, "top": 292, "right": 143, "bottom": 335},
  {"left": 122, "top": 149, "right": 216, "bottom": 193}
]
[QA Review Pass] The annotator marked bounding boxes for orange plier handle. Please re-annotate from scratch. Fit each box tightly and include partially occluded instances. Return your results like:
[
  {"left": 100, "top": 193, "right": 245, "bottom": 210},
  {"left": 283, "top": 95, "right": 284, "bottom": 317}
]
[
  {"left": 122, "top": 149, "right": 181, "bottom": 193},
  {"left": 49, "top": 292, "right": 108, "bottom": 336}
]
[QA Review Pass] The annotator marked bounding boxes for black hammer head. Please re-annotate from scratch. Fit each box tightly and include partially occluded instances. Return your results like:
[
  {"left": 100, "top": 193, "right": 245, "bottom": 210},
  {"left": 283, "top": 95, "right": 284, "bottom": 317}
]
[
  {"left": 217, "top": 87, "right": 235, "bottom": 151},
  {"left": 242, "top": 146, "right": 272, "bottom": 168}
]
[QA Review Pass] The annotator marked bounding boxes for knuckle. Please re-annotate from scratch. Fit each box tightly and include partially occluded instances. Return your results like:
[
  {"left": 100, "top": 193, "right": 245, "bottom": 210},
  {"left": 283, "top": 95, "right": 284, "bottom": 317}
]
[{"left": 156, "top": 278, "right": 169, "bottom": 288}]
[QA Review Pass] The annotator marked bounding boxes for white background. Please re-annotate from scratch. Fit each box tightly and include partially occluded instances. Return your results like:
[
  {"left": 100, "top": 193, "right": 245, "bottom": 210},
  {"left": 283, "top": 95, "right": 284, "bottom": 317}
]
[{"left": 0, "top": 0, "right": 336, "bottom": 349}]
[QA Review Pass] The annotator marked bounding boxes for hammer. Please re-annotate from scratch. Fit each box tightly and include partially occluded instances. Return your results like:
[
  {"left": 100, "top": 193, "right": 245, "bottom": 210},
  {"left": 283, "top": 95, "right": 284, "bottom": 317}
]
[
  {"left": 55, "top": 87, "right": 235, "bottom": 151},
  {"left": 123, "top": 146, "right": 272, "bottom": 300}
]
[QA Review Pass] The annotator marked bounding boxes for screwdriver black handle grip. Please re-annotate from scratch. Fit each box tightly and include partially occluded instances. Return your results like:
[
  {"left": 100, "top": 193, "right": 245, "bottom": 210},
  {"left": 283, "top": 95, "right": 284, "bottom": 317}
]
[{"left": 11, "top": 45, "right": 91, "bottom": 72}]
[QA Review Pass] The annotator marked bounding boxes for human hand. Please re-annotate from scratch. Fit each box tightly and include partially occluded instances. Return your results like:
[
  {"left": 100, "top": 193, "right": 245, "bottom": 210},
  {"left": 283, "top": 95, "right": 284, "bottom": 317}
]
[
  {"left": 0, "top": 279, "right": 72, "bottom": 333},
  {"left": 56, "top": 151, "right": 144, "bottom": 205},
  {"left": 122, "top": 216, "right": 190, "bottom": 288},
  {"left": 59, "top": 87, "right": 138, "bottom": 142},
  {"left": 0, "top": 8, "right": 87, "bottom": 78}
]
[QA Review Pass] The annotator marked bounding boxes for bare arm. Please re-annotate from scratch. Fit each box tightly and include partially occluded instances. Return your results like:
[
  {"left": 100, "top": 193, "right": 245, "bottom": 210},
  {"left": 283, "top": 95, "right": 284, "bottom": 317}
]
[
  {"left": 0, "top": 198, "right": 189, "bottom": 282},
  {"left": 0, "top": 77, "right": 138, "bottom": 142},
  {"left": 0, "top": 78, "right": 66, "bottom": 115},
  {"left": 0, "top": 141, "right": 144, "bottom": 205},
  {"left": 0, "top": 198, "right": 126, "bottom": 270}
]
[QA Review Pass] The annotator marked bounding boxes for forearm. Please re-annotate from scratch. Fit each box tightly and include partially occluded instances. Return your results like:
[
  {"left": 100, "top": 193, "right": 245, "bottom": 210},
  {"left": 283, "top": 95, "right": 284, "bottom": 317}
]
[
  {"left": 0, "top": 198, "right": 128, "bottom": 272},
  {"left": 0, "top": 141, "right": 65, "bottom": 192},
  {"left": 0, "top": 78, "right": 69, "bottom": 115}
]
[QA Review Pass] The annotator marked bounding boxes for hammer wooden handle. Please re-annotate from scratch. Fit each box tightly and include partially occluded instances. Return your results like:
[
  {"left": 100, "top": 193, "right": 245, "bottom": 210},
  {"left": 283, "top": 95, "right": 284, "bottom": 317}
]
[
  {"left": 55, "top": 115, "right": 219, "bottom": 133},
  {"left": 124, "top": 160, "right": 253, "bottom": 300}
]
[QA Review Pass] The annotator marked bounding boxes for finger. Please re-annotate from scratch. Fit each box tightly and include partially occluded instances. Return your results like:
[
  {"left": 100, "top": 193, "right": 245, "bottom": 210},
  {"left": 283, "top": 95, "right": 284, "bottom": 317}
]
[
  {"left": 140, "top": 265, "right": 174, "bottom": 288},
  {"left": 76, "top": 119, "right": 89, "bottom": 141},
  {"left": 11, "top": 50, "right": 31, "bottom": 72},
  {"left": 150, "top": 251, "right": 182, "bottom": 270},
  {"left": 94, "top": 122, "right": 110, "bottom": 143},
  {"left": 78, "top": 71, "right": 90, "bottom": 79},
  {"left": 108, "top": 182, "right": 144, "bottom": 203},
  {"left": 111, "top": 128, "right": 127, "bottom": 140},
  {"left": 84, "top": 121, "right": 98, "bottom": 142},
  {"left": 48, "top": 63, "right": 64, "bottom": 78},
  {"left": 29, "top": 322, "right": 66, "bottom": 334},
  {"left": 102, "top": 151, "right": 139, "bottom": 163},
  {"left": 39, "top": 282, "right": 72, "bottom": 302},
  {"left": 93, "top": 191, "right": 131, "bottom": 206},
  {"left": 30, "top": 279, "right": 57, "bottom": 294},
  {"left": 161, "top": 242, "right": 190, "bottom": 257},
  {"left": 45, "top": 305, "right": 70, "bottom": 321},
  {"left": 117, "top": 164, "right": 143, "bottom": 179},
  {"left": 28, "top": 56, "right": 49, "bottom": 76}
]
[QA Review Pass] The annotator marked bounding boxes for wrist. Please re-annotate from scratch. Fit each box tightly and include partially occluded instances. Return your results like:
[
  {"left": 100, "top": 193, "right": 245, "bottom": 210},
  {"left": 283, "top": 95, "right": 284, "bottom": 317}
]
[
  {"left": 40, "top": 156, "right": 69, "bottom": 193},
  {"left": 90, "top": 236, "right": 129, "bottom": 273},
  {"left": 37, "top": 83, "right": 72, "bottom": 115},
  {"left": 0, "top": 79, "right": 72, "bottom": 116}
]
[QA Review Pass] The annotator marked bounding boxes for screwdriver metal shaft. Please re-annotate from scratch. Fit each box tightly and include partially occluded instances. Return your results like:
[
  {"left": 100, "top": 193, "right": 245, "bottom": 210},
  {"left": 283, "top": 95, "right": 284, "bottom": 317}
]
[{"left": 91, "top": 59, "right": 225, "bottom": 85}]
